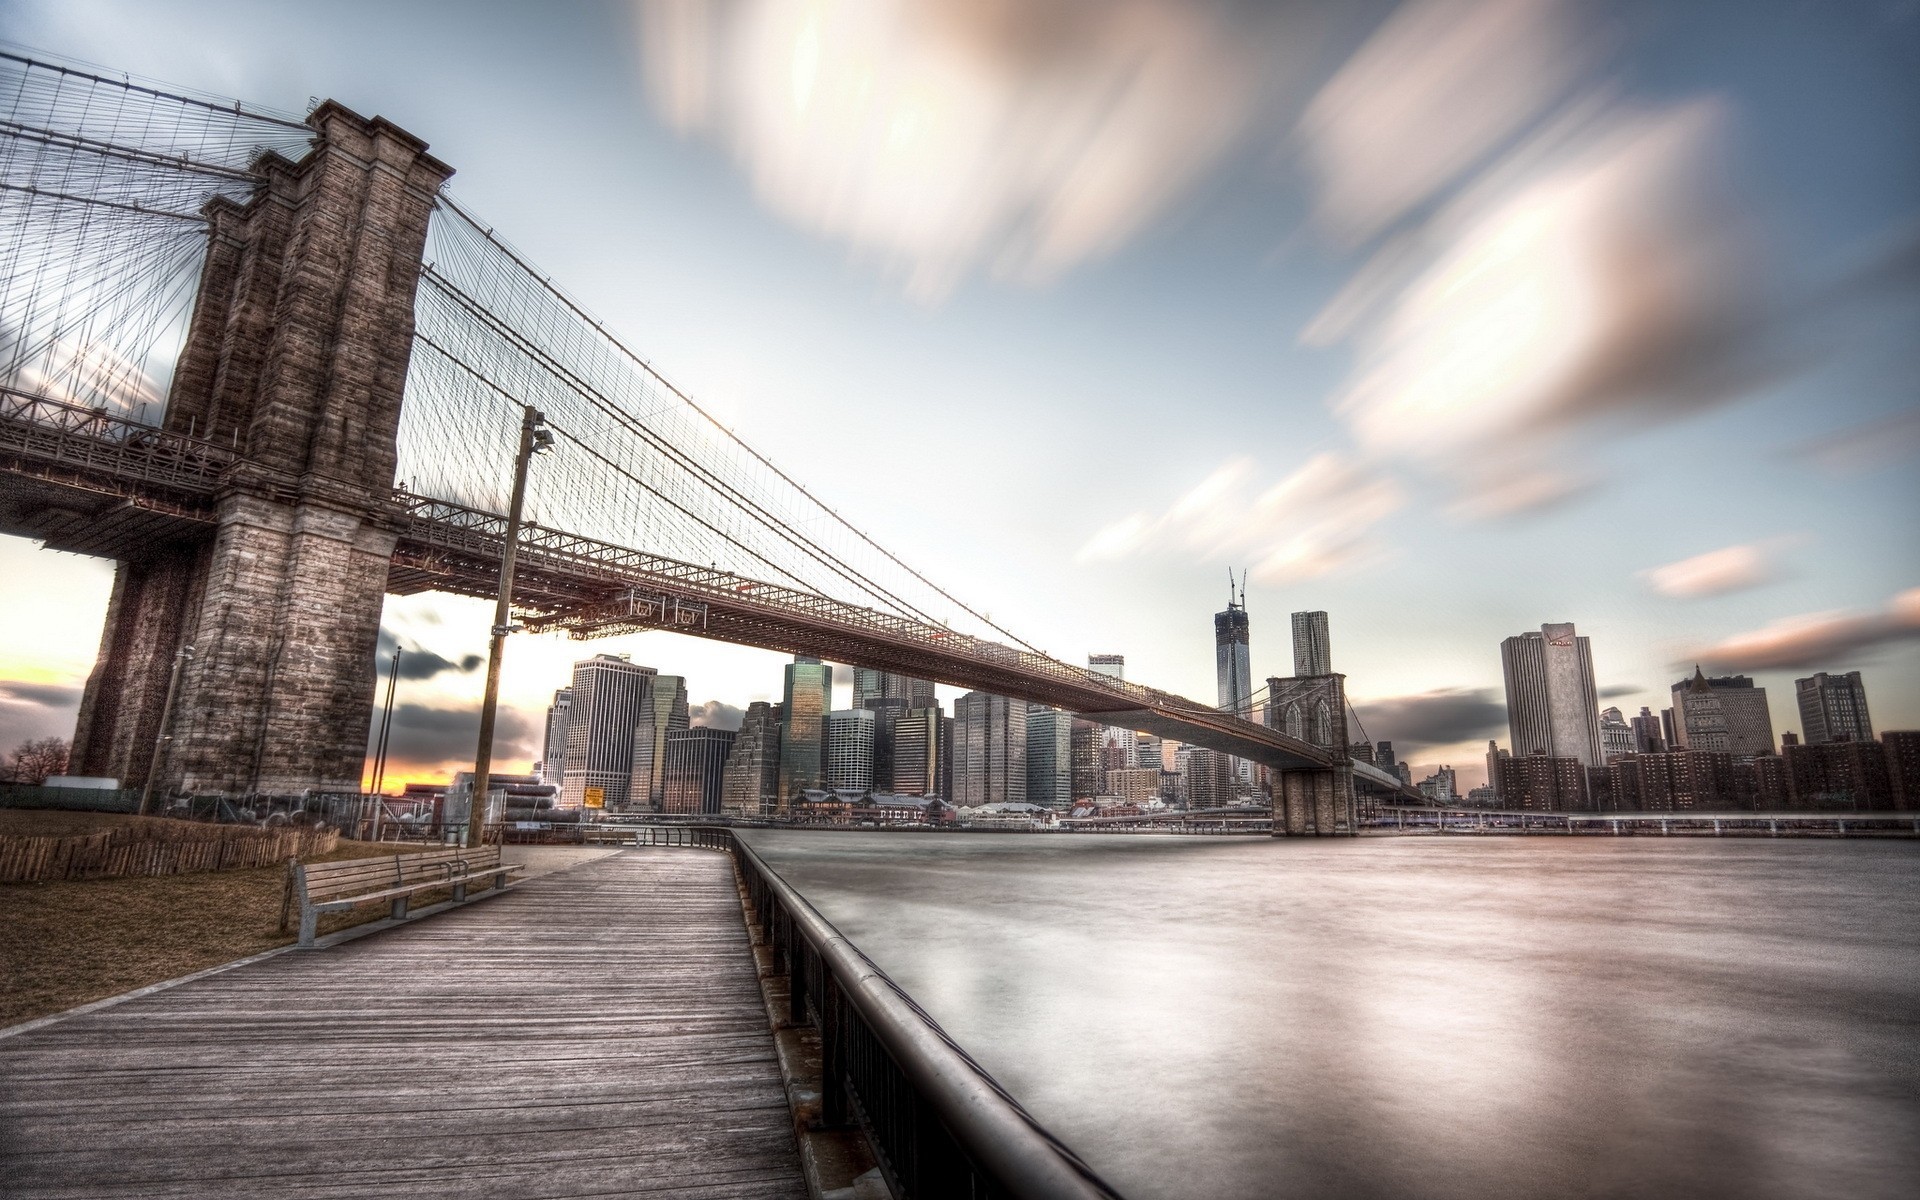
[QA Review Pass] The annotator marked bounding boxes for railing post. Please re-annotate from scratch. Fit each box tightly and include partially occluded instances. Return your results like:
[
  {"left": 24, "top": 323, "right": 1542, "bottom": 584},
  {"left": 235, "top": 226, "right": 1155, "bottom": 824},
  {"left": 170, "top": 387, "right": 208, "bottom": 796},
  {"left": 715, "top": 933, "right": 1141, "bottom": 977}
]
[{"left": 821, "top": 976, "right": 848, "bottom": 1128}]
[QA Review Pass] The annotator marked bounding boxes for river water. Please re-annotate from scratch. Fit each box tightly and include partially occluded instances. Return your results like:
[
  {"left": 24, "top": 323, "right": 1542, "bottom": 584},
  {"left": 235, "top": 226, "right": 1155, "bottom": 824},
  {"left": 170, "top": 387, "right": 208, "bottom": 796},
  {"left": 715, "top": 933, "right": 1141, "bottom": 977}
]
[{"left": 738, "top": 831, "right": 1920, "bottom": 1200}]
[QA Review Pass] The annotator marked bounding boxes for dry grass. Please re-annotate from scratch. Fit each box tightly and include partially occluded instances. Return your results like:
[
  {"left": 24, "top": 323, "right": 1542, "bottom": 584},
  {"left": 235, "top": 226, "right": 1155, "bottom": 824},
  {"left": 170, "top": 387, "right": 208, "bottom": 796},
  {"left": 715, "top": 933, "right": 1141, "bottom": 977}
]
[{"left": 0, "top": 821, "right": 447, "bottom": 1028}]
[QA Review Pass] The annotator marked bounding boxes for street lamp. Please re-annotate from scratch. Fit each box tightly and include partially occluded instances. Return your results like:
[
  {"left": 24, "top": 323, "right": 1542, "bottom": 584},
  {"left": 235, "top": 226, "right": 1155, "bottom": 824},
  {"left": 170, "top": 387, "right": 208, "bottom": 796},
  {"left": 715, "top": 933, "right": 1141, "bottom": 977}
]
[{"left": 468, "top": 406, "right": 550, "bottom": 847}]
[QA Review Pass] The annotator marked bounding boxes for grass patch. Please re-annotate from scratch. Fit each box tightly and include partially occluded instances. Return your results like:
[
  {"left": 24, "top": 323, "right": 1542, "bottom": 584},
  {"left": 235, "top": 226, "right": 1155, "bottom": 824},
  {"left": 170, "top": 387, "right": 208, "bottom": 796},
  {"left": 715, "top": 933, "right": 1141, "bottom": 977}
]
[{"left": 0, "top": 834, "right": 448, "bottom": 1028}]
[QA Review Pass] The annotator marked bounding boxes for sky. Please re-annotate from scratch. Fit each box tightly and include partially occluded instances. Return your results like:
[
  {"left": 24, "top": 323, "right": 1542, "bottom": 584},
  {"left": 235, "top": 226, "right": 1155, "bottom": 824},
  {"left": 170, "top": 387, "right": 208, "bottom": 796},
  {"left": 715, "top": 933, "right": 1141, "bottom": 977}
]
[{"left": 0, "top": 0, "right": 1915, "bottom": 790}]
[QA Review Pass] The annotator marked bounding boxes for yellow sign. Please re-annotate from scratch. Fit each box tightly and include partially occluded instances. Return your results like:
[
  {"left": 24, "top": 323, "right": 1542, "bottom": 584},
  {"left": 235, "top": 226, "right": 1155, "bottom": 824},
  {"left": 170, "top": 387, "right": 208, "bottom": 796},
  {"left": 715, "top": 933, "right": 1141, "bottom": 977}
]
[{"left": 583, "top": 786, "right": 605, "bottom": 809}]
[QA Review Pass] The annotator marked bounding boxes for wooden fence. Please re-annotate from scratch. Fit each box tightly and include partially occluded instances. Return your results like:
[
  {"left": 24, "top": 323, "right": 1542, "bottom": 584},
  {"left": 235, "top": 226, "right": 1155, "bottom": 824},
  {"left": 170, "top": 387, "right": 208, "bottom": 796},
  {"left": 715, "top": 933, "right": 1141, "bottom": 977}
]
[{"left": 0, "top": 826, "right": 340, "bottom": 883}]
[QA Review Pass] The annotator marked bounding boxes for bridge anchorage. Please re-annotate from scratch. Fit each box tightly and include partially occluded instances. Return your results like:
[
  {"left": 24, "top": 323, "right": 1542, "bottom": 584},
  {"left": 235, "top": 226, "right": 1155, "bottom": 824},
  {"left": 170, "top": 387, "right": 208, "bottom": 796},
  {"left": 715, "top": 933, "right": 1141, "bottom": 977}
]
[{"left": 0, "top": 51, "right": 1415, "bottom": 825}]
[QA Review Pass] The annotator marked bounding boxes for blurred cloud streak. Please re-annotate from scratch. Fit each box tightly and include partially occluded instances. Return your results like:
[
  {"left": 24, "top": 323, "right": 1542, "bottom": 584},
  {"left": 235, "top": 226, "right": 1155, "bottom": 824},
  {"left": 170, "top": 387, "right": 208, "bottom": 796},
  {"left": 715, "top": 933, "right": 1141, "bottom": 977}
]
[
  {"left": 1640, "top": 541, "right": 1785, "bottom": 600},
  {"left": 637, "top": 0, "right": 1293, "bottom": 298},
  {"left": 1076, "top": 452, "right": 1402, "bottom": 584},
  {"left": 1690, "top": 587, "right": 1920, "bottom": 671}
]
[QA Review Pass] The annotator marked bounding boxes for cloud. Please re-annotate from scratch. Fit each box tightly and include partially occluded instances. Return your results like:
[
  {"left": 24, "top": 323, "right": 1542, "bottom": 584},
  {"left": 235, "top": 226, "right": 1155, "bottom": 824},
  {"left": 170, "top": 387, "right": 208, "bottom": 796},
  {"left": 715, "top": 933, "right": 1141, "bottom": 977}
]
[
  {"left": 1597, "top": 684, "right": 1641, "bottom": 700},
  {"left": 1299, "top": 0, "right": 1590, "bottom": 245},
  {"left": 1076, "top": 453, "right": 1402, "bottom": 584},
  {"left": 1354, "top": 687, "right": 1509, "bottom": 755},
  {"left": 1325, "top": 100, "right": 1771, "bottom": 503},
  {"left": 1790, "top": 406, "right": 1920, "bottom": 475},
  {"left": 690, "top": 700, "right": 744, "bottom": 731},
  {"left": 1689, "top": 587, "right": 1920, "bottom": 672},
  {"left": 0, "top": 680, "right": 84, "bottom": 709},
  {"left": 372, "top": 703, "right": 538, "bottom": 767},
  {"left": 375, "top": 630, "right": 484, "bottom": 681},
  {"left": 637, "top": 0, "right": 1297, "bottom": 299},
  {"left": 1640, "top": 542, "right": 1782, "bottom": 600}
]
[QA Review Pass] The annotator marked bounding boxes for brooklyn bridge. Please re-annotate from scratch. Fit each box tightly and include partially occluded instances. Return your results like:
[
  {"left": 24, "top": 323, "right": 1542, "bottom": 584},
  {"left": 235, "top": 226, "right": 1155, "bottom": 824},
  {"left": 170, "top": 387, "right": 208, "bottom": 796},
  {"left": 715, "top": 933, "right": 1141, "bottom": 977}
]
[{"left": 0, "top": 51, "right": 1414, "bottom": 831}]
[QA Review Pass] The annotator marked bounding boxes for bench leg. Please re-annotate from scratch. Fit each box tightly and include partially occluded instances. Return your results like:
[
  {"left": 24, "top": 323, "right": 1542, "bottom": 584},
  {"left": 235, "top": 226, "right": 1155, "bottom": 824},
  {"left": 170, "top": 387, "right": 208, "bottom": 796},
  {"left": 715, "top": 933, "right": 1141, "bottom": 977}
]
[
  {"left": 299, "top": 905, "right": 318, "bottom": 948},
  {"left": 392, "top": 896, "right": 409, "bottom": 921},
  {"left": 453, "top": 881, "right": 468, "bottom": 903}
]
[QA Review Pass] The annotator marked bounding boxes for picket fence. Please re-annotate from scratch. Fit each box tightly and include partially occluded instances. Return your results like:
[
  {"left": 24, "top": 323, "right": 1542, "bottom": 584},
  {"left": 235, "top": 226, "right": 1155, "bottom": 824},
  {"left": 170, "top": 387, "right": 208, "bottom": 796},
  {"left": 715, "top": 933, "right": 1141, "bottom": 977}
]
[{"left": 0, "top": 826, "right": 340, "bottom": 884}]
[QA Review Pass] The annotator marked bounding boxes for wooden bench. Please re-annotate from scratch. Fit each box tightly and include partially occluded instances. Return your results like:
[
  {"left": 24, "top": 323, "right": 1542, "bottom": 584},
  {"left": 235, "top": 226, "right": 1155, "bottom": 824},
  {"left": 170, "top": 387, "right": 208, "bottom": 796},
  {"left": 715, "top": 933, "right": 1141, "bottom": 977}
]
[{"left": 281, "top": 847, "right": 524, "bottom": 947}]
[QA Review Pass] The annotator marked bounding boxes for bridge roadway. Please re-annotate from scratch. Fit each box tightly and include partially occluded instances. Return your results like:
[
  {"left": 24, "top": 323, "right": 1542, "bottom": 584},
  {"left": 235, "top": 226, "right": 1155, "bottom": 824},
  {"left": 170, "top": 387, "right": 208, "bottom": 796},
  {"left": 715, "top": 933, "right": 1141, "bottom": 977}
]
[
  {"left": 0, "top": 387, "right": 1421, "bottom": 793},
  {"left": 0, "top": 850, "right": 807, "bottom": 1198}
]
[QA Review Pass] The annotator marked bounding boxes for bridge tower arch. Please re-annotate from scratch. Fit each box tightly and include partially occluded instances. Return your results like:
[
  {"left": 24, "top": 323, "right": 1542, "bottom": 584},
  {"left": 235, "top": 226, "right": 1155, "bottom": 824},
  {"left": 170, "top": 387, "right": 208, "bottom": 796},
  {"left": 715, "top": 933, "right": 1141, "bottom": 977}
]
[{"left": 71, "top": 103, "right": 453, "bottom": 797}]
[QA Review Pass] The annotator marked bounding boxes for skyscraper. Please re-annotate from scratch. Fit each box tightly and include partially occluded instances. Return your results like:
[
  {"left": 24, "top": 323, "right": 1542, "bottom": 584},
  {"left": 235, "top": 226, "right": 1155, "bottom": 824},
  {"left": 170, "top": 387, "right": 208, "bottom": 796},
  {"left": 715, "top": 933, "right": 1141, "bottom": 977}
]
[
  {"left": 1670, "top": 669, "right": 1776, "bottom": 757},
  {"left": 852, "top": 668, "right": 936, "bottom": 713},
  {"left": 1630, "top": 707, "right": 1666, "bottom": 754},
  {"left": 891, "top": 705, "right": 944, "bottom": 796},
  {"left": 953, "top": 691, "right": 1027, "bottom": 807},
  {"left": 1599, "top": 706, "right": 1635, "bottom": 761},
  {"left": 1796, "top": 671, "right": 1873, "bottom": 745},
  {"left": 826, "top": 709, "right": 877, "bottom": 792},
  {"left": 561, "top": 654, "right": 656, "bottom": 810},
  {"left": 1216, "top": 576, "right": 1253, "bottom": 792},
  {"left": 540, "top": 687, "right": 571, "bottom": 788},
  {"left": 779, "top": 656, "right": 832, "bottom": 802},
  {"left": 662, "top": 727, "right": 736, "bottom": 814},
  {"left": 628, "top": 674, "right": 688, "bottom": 812},
  {"left": 1026, "top": 705, "right": 1073, "bottom": 810},
  {"left": 720, "top": 701, "right": 782, "bottom": 817},
  {"left": 1501, "top": 623, "right": 1604, "bottom": 768},
  {"left": 1087, "top": 654, "right": 1125, "bottom": 681},
  {"left": 1069, "top": 718, "right": 1104, "bottom": 800},
  {"left": 1291, "top": 611, "right": 1332, "bottom": 676}
]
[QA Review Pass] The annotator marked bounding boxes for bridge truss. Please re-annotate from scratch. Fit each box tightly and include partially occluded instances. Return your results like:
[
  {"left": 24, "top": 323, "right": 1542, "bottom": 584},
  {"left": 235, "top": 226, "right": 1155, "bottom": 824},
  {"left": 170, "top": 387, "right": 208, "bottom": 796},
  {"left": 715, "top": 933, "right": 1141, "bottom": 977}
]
[{"left": 0, "top": 48, "right": 1422, "bottom": 793}]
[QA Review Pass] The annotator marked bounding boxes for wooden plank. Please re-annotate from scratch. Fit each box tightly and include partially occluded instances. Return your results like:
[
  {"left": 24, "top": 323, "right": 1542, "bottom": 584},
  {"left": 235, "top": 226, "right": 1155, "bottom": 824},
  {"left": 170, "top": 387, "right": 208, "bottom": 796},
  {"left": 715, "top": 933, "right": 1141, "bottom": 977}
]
[{"left": 0, "top": 850, "right": 806, "bottom": 1199}]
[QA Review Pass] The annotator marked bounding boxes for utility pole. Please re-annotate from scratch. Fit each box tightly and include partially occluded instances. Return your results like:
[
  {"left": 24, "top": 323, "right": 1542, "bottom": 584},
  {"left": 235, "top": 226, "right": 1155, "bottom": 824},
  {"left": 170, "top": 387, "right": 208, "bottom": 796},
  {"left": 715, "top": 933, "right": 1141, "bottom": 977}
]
[
  {"left": 468, "top": 407, "right": 551, "bottom": 847},
  {"left": 372, "top": 644, "right": 402, "bottom": 795},
  {"left": 140, "top": 644, "right": 193, "bottom": 816}
]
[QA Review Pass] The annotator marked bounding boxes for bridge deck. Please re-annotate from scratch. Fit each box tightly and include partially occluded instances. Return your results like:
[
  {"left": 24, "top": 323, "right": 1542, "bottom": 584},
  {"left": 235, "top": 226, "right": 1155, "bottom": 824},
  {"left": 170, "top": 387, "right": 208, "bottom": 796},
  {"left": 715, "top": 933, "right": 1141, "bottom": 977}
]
[{"left": 0, "top": 849, "right": 806, "bottom": 1199}]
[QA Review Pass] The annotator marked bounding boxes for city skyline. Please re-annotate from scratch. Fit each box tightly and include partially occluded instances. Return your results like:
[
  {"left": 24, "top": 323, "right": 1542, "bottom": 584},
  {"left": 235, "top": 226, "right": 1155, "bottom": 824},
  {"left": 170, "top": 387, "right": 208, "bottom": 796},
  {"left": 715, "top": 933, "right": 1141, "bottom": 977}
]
[{"left": 0, "top": 1, "right": 1914, "bottom": 794}]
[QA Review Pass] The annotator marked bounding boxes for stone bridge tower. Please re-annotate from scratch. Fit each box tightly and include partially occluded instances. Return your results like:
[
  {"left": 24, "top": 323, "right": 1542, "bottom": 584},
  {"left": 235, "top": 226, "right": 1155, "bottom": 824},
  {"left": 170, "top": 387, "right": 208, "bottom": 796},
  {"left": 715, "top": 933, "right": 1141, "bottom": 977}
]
[
  {"left": 1266, "top": 672, "right": 1357, "bottom": 835},
  {"left": 71, "top": 103, "right": 452, "bottom": 797}
]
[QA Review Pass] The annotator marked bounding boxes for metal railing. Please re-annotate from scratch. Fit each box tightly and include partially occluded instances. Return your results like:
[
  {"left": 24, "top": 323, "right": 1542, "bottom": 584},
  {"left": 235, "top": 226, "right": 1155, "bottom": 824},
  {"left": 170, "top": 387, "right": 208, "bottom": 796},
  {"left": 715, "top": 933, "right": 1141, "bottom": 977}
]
[{"left": 652, "top": 827, "right": 1124, "bottom": 1200}]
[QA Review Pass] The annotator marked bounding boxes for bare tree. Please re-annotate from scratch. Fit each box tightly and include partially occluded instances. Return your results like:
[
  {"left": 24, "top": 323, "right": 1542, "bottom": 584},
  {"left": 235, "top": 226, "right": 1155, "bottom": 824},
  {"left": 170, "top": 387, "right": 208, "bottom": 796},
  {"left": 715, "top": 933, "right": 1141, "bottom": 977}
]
[{"left": 7, "top": 737, "right": 71, "bottom": 785}]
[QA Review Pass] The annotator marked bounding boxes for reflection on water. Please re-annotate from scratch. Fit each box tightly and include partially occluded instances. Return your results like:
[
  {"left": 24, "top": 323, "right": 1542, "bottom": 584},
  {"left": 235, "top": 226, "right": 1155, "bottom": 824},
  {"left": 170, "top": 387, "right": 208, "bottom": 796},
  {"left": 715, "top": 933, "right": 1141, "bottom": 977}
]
[{"left": 739, "top": 832, "right": 1920, "bottom": 1200}]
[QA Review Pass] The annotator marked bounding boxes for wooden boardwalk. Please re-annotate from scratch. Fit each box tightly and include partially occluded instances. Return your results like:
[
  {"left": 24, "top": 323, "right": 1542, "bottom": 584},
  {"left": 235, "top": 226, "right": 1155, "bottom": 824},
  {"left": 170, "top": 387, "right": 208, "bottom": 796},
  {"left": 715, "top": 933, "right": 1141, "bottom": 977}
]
[{"left": 0, "top": 849, "right": 807, "bottom": 1198}]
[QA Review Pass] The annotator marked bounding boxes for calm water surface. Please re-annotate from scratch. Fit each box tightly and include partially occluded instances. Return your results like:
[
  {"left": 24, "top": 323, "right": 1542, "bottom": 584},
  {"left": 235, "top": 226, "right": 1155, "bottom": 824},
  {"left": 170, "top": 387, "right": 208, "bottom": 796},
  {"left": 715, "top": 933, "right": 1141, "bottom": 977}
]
[{"left": 738, "top": 831, "right": 1920, "bottom": 1200}]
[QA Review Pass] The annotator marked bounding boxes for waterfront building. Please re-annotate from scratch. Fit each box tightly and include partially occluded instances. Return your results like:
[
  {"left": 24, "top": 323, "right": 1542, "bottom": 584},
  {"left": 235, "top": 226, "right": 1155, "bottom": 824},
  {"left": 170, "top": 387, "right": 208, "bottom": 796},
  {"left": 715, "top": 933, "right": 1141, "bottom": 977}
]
[
  {"left": 1884, "top": 731, "right": 1920, "bottom": 810},
  {"left": 1501, "top": 623, "right": 1604, "bottom": 767},
  {"left": 720, "top": 701, "right": 782, "bottom": 817},
  {"left": 953, "top": 691, "right": 1027, "bottom": 807},
  {"left": 1418, "top": 766, "right": 1457, "bottom": 804},
  {"left": 1069, "top": 718, "right": 1104, "bottom": 800},
  {"left": 852, "top": 668, "right": 936, "bottom": 713},
  {"left": 1291, "top": 610, "right": 1332, "bottom": 676},
  {"left": 1600, "top": 707, "right": 1635, "bottom": 761},
  {"left": 1107, "top": 766, "right": 1160, "bottom": 805},
  {"left": 1088, "top": 654, "right": 1125, "bottom": 681},
  {"left": 1375, "top": 741, "right": 1397, "bottom": 772},
  {"left": 891, "top": 706, "right": 944, "bottom": 796},
  {"left": 779, "top": 656, "right": 833, "bottom": 802},
  {"left": 1607, "top": 750, "right": 1736, "bottom": 811},
  {"left": 825, "top": 709, "right": 877, "bottom": 792},
  {"left": 1736, "top": 754, "right": 1791, "bottom": 809},
  {"left": 1485, "top": 741, "right": 1509, "bottom": 803},
  {"left": 1784, "top": 738, "right": 1891, "bottom": 808},
  {"left": 1026, "top": 705, "right": 1073, "bottom": 810},
  {"left": 1670, "top": 670, "right": 1776, "bottom": 757},
  {"left": 1630, "top": 706, "right": 1666, "bottom": 754},
  {"left": 540, "top": 687, "right": 571, "bottom": 789},
  {"left": 939, "top": 713, "right": 955, "bottom": 802},
  {"left": 1186, "top": 746, "right": 1236, "bottom": 809},
  {"left": 663, "top": 727, "right": 736, "bottom": 814},
  {"left": 560, "top": 654, "right": 656, "bottom": 810},
  {"left": 627, "top": 674, "right": 688, "bottom": 812},
  {"left": 1496, "top": 751, "right": 1589, "bottom": 811},
  {"left": 1796, "top": 671, "right": 1873, "bottom": 745},
  {"left": 1132, "top": 733, "right": 1164, "bottom": 771},
  {"left": 864, "top": 696, "right": 910, "bottom": 795}
]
